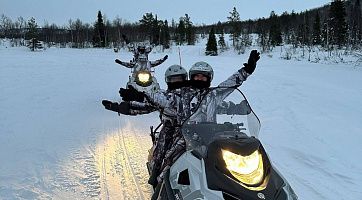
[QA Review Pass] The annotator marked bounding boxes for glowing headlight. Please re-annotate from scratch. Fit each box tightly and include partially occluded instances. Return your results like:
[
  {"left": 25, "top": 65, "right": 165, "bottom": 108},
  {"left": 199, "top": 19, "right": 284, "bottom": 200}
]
[
  {"left": 222, "top": 149, "right": 264, "bottom": 186},
  {"left": 137, "top": 72, "right": 151, "bottom": 83}
]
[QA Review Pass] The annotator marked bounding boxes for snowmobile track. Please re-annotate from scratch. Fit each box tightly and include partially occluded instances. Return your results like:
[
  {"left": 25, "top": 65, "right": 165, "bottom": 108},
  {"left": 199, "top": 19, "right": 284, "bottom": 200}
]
[{"left": 118, "top": 123, "right": 146, "bottom": 200}]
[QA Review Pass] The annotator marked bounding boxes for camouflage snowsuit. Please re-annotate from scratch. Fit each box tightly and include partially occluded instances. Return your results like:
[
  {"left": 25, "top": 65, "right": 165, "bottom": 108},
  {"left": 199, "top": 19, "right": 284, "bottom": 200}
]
[
  {"left": 123, "top": 89, "right": 183, "bottom": 185},
  {"left": 144, "top": 68, "right": 250, "bottom": 181}
]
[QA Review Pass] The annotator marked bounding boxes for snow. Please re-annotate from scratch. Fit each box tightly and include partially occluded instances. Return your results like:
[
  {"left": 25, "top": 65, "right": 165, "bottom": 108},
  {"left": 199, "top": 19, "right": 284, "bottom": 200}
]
[{"left": 0, "top": 40, "right": 362, "bottom": 199}]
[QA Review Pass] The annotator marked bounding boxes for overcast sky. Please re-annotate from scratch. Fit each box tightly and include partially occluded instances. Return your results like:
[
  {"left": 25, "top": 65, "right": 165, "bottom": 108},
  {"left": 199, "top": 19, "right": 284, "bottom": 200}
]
[{"left": 1, "top": 0, "right": 331, "bottom": 26}]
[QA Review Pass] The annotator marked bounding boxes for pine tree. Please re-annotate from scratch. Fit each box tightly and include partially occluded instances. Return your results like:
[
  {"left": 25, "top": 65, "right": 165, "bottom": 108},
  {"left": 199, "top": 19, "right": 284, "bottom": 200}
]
[
  {"left": 93, "top": 11, "right": 106, "bottom": 47},
  {"left": 26, "top": 17, "right": 42, "bottom": 51},
  {"left": 227, "top": 7, "right": 241, "bottom": 47},
  {"left": 312, "top": 12, "right": 322, "bottom": 45},
  {"left": 205, "top": 27, "right": 217, "bottom": 56}
]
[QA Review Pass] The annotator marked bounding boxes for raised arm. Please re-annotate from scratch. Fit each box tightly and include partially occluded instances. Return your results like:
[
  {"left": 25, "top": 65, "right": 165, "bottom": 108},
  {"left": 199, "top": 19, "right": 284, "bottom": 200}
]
[
  {"left": 216, "top": 50, "right": 260, "bottom": 101},
  {"left": 115, "top": 59, "right": 135, "bottom": 68},
  {"left": 149, "top": 55, "right": 168, "bottom": 67}
]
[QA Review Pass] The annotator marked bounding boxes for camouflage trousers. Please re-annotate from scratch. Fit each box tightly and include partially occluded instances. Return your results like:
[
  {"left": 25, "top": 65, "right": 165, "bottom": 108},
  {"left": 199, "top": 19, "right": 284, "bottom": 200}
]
[
  {"left": 157, "top": 127, "right": 186, "bottom": 182},
  {"left": 149, "top": 123, "right": 186, "bottom": 184}
]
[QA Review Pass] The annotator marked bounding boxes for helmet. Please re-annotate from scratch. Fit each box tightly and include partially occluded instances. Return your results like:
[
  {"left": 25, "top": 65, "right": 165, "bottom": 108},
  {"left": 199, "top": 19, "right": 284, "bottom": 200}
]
[
  {"left": 165, "top": 65, "right": 188, "bottom": 83},
  {"left": 189, "top": 61, "right": 213, "bottom": 82},
  {"left": 137, "top": 45, "right": 146, "bottom": 54}
]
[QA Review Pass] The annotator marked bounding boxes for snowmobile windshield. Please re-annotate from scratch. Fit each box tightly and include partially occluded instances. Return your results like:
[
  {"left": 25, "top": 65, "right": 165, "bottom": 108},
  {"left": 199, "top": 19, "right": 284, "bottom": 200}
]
[{"left": 181, "top": 88, "right": 261, "bottom": 153}]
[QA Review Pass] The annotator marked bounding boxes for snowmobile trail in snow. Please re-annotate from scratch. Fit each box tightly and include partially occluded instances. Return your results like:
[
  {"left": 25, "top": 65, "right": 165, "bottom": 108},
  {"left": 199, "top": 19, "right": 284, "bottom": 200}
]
[
  {"left": 93, "top": 119, "right": 153, "bottom": 199},
  {"left": 50, "top": 118, "right": 154, "bottom": 200},
  {"left": 117, "top": 121, "right": 146, "bottom": 200}
]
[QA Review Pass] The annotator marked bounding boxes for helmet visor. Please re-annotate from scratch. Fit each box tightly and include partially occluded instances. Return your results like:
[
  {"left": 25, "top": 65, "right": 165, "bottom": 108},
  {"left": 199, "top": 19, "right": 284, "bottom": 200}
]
[
  {"left": 166, "top": 75, "right": 186, "bottom": 83},
  {"left": 190, "top": 71, "right": 211, "bottom": 81}
]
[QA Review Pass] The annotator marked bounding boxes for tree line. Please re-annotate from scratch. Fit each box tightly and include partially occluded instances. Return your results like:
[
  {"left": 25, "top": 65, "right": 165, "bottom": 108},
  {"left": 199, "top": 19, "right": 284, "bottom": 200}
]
[
  {"left": 0, "top": 10, "right": 196, "bottom": 50},
  {"left": 203, "top": 0, "right": 362, "bottom": 56},
  {"left": 1, "top": 0, "right": 361, "bottom": 54}
]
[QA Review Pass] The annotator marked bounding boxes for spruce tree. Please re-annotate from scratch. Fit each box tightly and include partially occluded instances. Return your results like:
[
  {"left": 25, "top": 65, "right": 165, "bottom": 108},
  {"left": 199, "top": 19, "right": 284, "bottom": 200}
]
[
  {"left": 151, "top": 15, "right": 160, "bottom": 45},
  {"left": 351, "top": 0, "right": 362, "bottom": 48},
  {"left": 269, "top": 11, "right": 283, "bottom": 46},
  {"left": 227, "top": 7, "right": 241, "bottom": 47},
  {"left": 176, "top": 18, "right": 186, "bottom": 45},
  {"left": 26, "top": 17, "right": 42, "bottom": 51},
  {"left": 160, "top": 20, "right": 170, "bottom": 49},
  {"left": 329, "top": 0, "right": 347, "bottom": 47},
  {"left": 218, "top": 30, "right": 227, "bottom": 52},
  {"left": 93, "top": 11, "right": 106, "bottom": 47},
  {"left": 206, "top": 27, "right": 217, "bottom": 56},
  {"left": 184, "top": 14, "right": 195, "bottom": 45}
]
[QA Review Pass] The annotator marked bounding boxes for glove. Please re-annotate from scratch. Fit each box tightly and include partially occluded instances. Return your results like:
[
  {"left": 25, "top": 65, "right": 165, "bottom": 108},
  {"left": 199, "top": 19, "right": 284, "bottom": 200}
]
[
  {"left": 102, "top": 100, "right": 114, "bottom": 110},
  {"left": 102, "top": 100, "right": 131, "bottom": 114},
  {"left": 117, "top": 102, "right": 131, "bottom": 115},
  {"left": 115, "top": 59, "right": 122, "bottom": 65},
  {"left": 243, "top": 50, "right": 260, "bottom": 74},
  {"left": 163, "top": 55, "right": 168, "bottom": 60},
  {"left": 119, "top": 85, "right": 145, "bottom": 102}
]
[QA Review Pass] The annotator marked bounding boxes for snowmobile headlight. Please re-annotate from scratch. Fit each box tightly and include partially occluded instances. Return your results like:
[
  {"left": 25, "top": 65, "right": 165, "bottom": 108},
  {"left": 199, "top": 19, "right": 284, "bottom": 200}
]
[
  {"left": 137, "top": 72, "right": 151, "bottom": 83},
  {"left": 222, "top": 149, "right": 264, "bottom": 186}
]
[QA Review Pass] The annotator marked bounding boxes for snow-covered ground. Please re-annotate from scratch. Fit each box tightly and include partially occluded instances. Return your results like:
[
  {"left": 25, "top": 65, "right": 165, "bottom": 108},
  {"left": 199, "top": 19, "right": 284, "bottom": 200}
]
[{"left": 0, "top": 40, "right": 361, "bottom": 199}]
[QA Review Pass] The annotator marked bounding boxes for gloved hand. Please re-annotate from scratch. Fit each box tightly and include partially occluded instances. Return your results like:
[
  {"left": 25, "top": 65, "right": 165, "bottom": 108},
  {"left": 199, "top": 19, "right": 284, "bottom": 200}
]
[
  {"left": 243, "top": 50, "right": 260, "bottom": 74},
  {"left": 163, "top": 55, "right": 168, "bottom": 60},
  {"left": 102, "top": 100, "right": 114, "bottom": 110},
  {"left": 117, "top": 102, "right": 131, "bottom": 115},
  {"left": 115, "top": 59, "right": 122, "bottom": 65},
  {"left": 102, "top": 100, "right": 131, "bottom": 114},
  {"left": 119, "top": 85, "right": 145, "bottom": 102}
]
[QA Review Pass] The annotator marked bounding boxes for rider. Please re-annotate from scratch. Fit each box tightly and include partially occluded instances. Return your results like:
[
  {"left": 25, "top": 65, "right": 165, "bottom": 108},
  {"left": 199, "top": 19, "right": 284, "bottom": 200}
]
[
  {"left": 119, "top": 50, "right": 260, "bottom": 184},
  {"left": 136, "top": 50, "right": 260, "bottom": 123},
  {"left": 102, "top": 64, "right": 189, "bottom": 187},
  {"left": 115, "top": 44, "right": 168, "bottom": 71},
  {"left": 102, "top": 64, "right": 188, "bottom": 116}
]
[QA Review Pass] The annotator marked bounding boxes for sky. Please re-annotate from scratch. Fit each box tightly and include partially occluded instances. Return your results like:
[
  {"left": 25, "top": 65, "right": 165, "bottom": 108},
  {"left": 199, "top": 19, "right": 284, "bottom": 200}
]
[{"left": 1, "top": 0, "right": 332, "bottom": 26}]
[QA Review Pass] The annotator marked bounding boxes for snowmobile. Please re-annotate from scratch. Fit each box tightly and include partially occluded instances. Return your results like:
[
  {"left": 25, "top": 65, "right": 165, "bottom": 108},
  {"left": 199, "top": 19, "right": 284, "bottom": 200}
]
[
  {"left": 115, "top": 45, "right": 166, "bottom": 93},
  {"left": 148, "top": 88, "right": 298, "bottom": 200}
]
